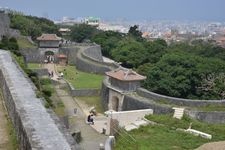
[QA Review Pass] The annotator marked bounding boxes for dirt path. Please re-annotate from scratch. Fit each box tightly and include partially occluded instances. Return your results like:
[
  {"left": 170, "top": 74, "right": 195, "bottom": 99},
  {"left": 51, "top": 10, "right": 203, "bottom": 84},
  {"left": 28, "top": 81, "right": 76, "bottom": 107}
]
[
  {"left": 196, "top": 141, "right": 225, "bottom": 150},
  {"left": 0, "top": 93, "right": 11, "bottom": 149}
]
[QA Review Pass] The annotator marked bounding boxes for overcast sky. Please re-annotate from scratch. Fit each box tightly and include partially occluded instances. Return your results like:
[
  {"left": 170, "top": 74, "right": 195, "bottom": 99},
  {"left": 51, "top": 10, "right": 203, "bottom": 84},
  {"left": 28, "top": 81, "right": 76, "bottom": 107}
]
[{"left": 0, "top": 0, "right": 225, "bottom": 21}]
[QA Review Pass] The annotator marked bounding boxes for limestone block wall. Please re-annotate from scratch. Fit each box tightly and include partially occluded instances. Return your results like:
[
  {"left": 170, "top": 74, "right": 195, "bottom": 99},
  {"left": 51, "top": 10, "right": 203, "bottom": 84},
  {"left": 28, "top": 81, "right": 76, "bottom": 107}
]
[
  {"left": 65, "top": 80, "right": 100, "bottom": 97},
  {"left": 0, "top": 50, "right": 77, "bottom": 150},
  {"left": 0, "top": 12, "right": 10, "bottom": 38},
  {"left": 109, "top": 78, "right": 141, "bottom": 92},
  {"left": 39, "top": 41, "right": 60, "bottom": 48},
  {"left": 108, "top": 89, "right": 124, "bottom": 111},
  {"left": 101, "top": 78, "right": 110, "bottom": 111},
  {"left": 70, "top": 89, "right": 100, "bottom": 97},
  {"left": 185, "top": 110, "right": 225, "bottom": 124},
  {"left": 106, "top": 109, "right": 153, "bottom": 127},
  {"left": 137, "top": 88, "right": 225, "bottom": 107},
  {"left": 59, "top": 47, "right": 79, "bottom": 65},
  {"left": 83, "top": 45, "right": 103, "bottom": 62},
  {"left": 32, "top": 68, "right": 49, "bottom": 76},
  {"left": 76, "top": 52, "right": 111, "bottom": 74},
  {"left": 21, "top": 48, "right": 44, "bottom": 63},
  {"left": 75, "top": 45, "right": 119, "bottom": 74},
  {"left": 0, "top": 12, "right": 20, "bottom": 39},
  {"left": 122, "top": 95, "right": 173, "bottom": 114}
]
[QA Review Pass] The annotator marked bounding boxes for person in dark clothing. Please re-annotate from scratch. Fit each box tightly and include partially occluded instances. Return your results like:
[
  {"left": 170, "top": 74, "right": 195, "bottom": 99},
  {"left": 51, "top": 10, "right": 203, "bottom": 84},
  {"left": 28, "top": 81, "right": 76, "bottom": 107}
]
[
  {"left": 51, "top": 71, "right": 54, "bottom": 77},
  {"left": 87, "top": 114, "right": 94, "bottom": 125}
]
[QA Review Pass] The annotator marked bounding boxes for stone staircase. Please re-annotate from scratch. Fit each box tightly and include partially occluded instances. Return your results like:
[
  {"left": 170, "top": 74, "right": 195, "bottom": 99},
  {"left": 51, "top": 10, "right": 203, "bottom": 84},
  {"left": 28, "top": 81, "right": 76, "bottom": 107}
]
[
  {"left": 124, "top": 119, "right": 149, "bottom": 131},
  {"left": 172, "top": 107, "right": 185, "bottom": 119}
]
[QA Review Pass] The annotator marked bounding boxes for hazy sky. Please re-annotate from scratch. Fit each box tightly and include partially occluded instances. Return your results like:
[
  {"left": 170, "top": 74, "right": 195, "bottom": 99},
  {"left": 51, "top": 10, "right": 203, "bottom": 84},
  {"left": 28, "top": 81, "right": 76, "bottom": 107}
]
[{"left": 0, "top": 0, "right": 225, "bottom": 21}]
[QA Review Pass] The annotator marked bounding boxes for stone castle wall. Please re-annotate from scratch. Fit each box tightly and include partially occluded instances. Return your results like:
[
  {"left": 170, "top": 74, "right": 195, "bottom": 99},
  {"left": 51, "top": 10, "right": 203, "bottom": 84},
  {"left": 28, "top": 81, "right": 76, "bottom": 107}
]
[
  {"left": 137, "top": 88, "right": 225, "bottom": 107},
  {"left": 75, "top": 45, "right": 119, "bottom": 74},
  {"left": 0, "top": 12, "right": 20, "bottom": 39},
  {"left": 0, "top": 50, "right": 78, "bottom": 150},
  {"left": 101, "top": 77, "right": 225, "bottom": 123}
]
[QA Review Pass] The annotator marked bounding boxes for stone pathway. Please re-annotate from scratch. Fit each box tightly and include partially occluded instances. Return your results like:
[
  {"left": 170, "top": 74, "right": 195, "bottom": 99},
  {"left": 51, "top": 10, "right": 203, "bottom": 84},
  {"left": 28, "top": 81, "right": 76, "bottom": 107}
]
[
  {"left": 44, "top": 63, "right": 107, "bottom": 150},
  {"left": 196, "top": 141, "right": 225, "bottom": 150}
]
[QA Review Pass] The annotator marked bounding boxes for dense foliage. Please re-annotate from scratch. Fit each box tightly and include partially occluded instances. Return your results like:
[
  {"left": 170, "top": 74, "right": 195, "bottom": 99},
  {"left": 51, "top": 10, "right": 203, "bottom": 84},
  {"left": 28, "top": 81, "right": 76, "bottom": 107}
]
[
  {"left": 0, "top": 36, "right": 19, "bottom": 50},
  {"left": 69, "top": 24, "right": 225, "bottom": 100},
  {"left": 0, "top": 36, "right": 21, "bottom": 56},
  {"left": 9, "top": 13, "right": 59, "bottom": 40},
  {"left": 70, "top": 24, "right": 99, "bottom": 43}
]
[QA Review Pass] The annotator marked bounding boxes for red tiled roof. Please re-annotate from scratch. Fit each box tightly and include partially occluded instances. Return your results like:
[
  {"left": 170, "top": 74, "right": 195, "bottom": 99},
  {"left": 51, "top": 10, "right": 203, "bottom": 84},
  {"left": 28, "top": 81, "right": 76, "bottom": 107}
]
[
  {"left": 57, "top": 54, "right": 67, "bottom": 58},
  {"left": 37, "top": 34, "right": 61, "bottom": 41},
  {"left": 106, "top": 67, "right": 146, "bottom": 81}
]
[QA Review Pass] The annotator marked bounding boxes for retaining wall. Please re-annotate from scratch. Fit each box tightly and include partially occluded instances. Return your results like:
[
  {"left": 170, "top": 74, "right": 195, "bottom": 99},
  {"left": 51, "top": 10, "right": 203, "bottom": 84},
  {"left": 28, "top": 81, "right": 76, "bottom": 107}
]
[
  {"left": 106, "top": 109, "right": 153, "bottom": 127},
  {"left": 137, "top": 88, "right": 225, "bottom": 107},
  {"left": 0, "top": 50, "right": 78, "bottom": 150},
  {"left": 76, "top": 45, "right": 119, "bottom": 74},
  {"left": 66, "top": 80, "right": 100, "bottom": 97},
  {"left": 59, "top": 47, "right": 79, "bottom": 65},
  {"left": 32, "top": 68, "right": 49, "bottom": 76},
  {"left": 122, "top": 95, "right": 173, "bottom": 114},
  {"left": 185, "top": 110, "right": 225, "bottom": 124},
  {"left": 83, "top": 45, "right": 103, "bottom": 62}
]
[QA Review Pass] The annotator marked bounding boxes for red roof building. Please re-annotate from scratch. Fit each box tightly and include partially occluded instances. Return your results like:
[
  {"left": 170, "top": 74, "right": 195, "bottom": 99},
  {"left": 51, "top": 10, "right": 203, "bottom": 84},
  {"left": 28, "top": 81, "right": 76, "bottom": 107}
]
[
  {"left": 106, "top": 67, "right": 146, "bottom": 91},
  {"left": 37, "top": 34, "right": 61, "bottom": 48}
]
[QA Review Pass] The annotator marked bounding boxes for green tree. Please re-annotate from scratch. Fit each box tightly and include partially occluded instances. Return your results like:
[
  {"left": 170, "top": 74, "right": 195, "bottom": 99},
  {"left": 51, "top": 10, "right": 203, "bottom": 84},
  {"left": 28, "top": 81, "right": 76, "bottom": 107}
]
[
  {"left": 91, "top": 31, "right": 123, "bottom": 57},
  {"left": 111, "top": 37, "right": 147, "bottom": 68},
  {"left": 144, "top": 52, "right": 225, "bottom": 99},
  {"left": 71, "top": 24, "right": 98, "bottom": 42},
  {"left": 128, "top": 25, "right": 143, "bottom": 41}
]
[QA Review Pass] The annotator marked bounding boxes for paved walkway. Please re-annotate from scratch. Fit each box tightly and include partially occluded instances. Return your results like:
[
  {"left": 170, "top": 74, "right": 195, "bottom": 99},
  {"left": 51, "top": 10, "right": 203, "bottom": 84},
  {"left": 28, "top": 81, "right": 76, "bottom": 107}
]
[
  {"left": 196, "top": 141, "right": 225, "bottom": 150},
  {"left": 44, "top": 63, "right": 107, "bottom": 150}
]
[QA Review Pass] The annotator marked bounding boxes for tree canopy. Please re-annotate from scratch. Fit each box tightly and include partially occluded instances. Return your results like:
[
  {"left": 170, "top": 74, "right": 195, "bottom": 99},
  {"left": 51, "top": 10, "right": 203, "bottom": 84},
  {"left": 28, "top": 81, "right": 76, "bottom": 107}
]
[
  {"left": 69, "top": 24, "right": 225, "bottom": 99},
  {"left": 9, "top": 13, "right": 59, "bottom": 40}
]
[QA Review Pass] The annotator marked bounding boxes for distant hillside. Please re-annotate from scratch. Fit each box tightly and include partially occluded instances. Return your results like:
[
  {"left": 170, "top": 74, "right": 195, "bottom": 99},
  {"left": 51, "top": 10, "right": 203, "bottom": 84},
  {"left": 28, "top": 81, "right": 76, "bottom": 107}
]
[{"left": 9, "top": 13, "right": 60, "bottom": 40}]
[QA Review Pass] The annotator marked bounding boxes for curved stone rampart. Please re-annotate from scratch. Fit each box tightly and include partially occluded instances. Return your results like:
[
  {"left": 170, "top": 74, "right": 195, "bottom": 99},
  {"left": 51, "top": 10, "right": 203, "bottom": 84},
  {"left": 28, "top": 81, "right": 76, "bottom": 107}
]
[
  {"left": 101, "top": 76, "right": 225, "bottom": 123},
  {"left": 76, "top": 45, "right": 119, "bottom": 74},
  {"left": 0, "top": 50, "right": 77, "bottom": 150},
  {"left": 137, "top": 88, "right": 225, "bottom": 107}
]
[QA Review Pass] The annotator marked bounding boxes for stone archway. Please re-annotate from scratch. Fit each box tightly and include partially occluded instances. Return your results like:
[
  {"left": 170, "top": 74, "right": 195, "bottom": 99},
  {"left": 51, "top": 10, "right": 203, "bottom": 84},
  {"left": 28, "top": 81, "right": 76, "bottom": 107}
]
[
  {"left": 111, "top": 96, "right": 119, "bottom": 111},
  {"left": 45, "top": 51, "right": 55, "bottom": 63}
]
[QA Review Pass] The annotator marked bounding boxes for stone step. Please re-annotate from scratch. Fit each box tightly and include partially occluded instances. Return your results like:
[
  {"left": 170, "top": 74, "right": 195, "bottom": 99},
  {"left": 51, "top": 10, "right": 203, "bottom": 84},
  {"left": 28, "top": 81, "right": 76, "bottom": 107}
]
[
  {"left": 173, "top": 107, "right": 185, "bottom": 119},
  {"left": 125, "top": 119, "right": 149, "bottom": 131},
  {"left": 125, "top": 124, "right": 138, "bottom": 131},
  {"left": 132, "top": 120, "right": 148, "bottom": 128}
]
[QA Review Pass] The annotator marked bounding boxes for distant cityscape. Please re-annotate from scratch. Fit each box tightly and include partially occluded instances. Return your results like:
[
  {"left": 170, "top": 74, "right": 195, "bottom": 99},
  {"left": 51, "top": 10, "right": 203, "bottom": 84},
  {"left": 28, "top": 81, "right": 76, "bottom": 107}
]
[{"left": 56, "top": 16, "right": 225, "bottom": 47}]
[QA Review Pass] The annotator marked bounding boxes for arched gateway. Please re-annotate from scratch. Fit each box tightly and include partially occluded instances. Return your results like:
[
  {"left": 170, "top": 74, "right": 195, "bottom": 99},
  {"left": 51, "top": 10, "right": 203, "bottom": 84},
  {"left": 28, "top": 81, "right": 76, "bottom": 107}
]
[{"left": 106, "top": 67, "right": 146, "bottom": 111}]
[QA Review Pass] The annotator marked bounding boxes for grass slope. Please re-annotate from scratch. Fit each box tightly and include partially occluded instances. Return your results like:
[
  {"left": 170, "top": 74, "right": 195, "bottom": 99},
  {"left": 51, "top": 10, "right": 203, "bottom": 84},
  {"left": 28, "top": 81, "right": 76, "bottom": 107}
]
[
  {"left": 115, "top": 114, "right": 225, "bottom": 150},
  {"left": 57, "top": 65, "right": 103, "bottom": 89}
]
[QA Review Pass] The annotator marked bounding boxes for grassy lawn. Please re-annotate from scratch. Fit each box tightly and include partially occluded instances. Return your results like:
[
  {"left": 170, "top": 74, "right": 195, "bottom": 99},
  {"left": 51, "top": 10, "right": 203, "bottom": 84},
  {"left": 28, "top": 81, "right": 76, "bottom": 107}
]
[
  {"left": 57, "top": 65, "right": 104, "bottom": 89},
  {"left": 146, "top": 114, "right": 225, "bottom": 141},
  {"left": 76, "top": 96, "right": 104, "bottom": 114},
  {"left": 115, "top": 114, "right": 225, "bottom": 150},
  {"left": 17, "top": 37, "right": 36, "bottom": 49},
  {"left": 0, "top": 91, "right": 18, "bottom": 150},
  {"left": 27, "top": 63, "right": 42, "bottom": 69}
]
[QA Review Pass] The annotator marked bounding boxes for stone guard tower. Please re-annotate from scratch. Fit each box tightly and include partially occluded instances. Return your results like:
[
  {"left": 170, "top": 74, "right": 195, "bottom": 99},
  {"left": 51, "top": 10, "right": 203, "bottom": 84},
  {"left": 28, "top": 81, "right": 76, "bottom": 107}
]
[
  {"left": 105, "top": 67, "right": 146, "bottom": 111},
  {"left": 36, "top": 34, "right": 62, "bottom": 63}
]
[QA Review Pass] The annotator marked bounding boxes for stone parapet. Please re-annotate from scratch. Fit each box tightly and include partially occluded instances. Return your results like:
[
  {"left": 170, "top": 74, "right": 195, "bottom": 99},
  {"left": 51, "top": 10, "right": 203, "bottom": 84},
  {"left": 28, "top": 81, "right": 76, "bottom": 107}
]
[{"left": 0, "top": 50, "right": 78, "bottom": 150}]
